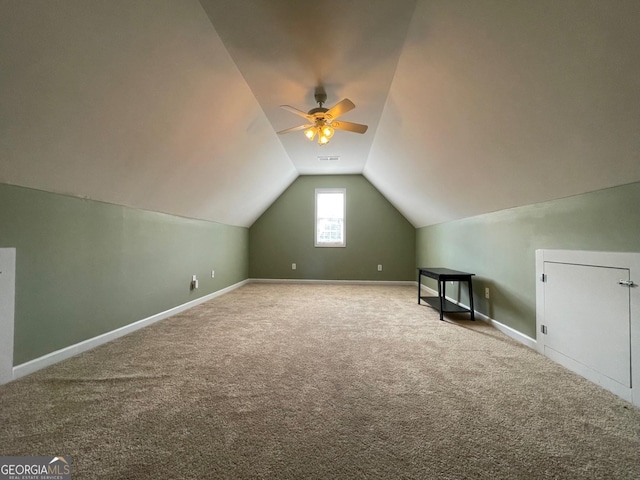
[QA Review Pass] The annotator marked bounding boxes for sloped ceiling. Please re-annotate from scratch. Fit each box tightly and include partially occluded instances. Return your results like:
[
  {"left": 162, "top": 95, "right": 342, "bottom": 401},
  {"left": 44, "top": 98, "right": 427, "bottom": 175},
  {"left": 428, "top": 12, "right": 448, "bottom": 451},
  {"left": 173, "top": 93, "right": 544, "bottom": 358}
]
[
  {"left": 0, "top": 0, "right": 297, "bottom": 227},
  {"left": 366, "top": 0, "right": 640, "bottom": 226},
  {"left": 1, "top": 0, "right": 638, "bottom": 228}
]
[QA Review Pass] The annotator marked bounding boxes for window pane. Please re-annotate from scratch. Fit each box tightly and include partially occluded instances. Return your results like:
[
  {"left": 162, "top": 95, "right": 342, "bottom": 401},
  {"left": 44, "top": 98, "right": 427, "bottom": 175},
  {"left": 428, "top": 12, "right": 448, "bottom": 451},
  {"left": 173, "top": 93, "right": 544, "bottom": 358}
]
[
  {"left": 317, "top": 193, "right": 343, "bottom": 218},
  {"left": 315, "top": 189, "right": 345, "bottom": 247}
]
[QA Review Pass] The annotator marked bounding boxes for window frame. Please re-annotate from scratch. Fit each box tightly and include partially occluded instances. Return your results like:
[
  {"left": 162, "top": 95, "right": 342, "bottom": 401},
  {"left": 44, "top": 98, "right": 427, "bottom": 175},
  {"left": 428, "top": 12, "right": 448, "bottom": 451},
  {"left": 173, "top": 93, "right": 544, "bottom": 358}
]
[{"left": 314, "top": 188, "right": 346, "bottom": 248}]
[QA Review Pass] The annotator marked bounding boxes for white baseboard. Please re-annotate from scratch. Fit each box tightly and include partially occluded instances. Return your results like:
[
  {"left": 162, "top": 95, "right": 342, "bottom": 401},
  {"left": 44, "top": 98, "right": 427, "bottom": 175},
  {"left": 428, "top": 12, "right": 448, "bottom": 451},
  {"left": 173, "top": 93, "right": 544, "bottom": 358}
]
[
  {"left": 475, "top": 310, "right": 537, "bottom": 350},
  {"left": 250, "top": 278, "right": 416, "bottom": 286},
  {"left": 11, "top": 279, "right": 249, "bottom": 382},
  {"left": 418, "top": 283, "right": 536, "bottom": 350}
]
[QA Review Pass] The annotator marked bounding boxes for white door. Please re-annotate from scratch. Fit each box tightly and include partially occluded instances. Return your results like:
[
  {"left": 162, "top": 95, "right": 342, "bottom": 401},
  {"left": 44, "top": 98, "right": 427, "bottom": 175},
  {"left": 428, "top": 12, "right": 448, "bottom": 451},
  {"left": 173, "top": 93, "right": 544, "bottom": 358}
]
[
  {"left": 543, "top": 261, "right": 631, "bottom": 388},
  {"left": 0, "top": 248, "right": 16, "bottom": 384}
]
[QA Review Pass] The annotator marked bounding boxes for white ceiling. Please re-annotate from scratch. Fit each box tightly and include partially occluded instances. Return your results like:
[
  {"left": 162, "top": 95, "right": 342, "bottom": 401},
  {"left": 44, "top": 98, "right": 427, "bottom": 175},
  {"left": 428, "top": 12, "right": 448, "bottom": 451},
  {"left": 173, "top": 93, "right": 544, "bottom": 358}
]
[{"left": 1, "top": 0, "right": 638, "bottom": 228}]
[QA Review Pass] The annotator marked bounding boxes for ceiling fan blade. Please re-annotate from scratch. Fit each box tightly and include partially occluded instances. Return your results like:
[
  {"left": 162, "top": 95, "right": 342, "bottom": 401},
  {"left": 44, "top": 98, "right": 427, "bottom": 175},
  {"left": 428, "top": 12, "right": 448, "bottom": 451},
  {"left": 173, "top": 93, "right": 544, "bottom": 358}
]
[
  {"left": 280, "top": 105, "right": 313, "bottom": 121},
  {"left": 324, "top": 98, "right": 355, "bottom": 120},
  {"left": 277, "top": 124, "right": 313, "bottom": 135},
  {"left": 331, "top": 121, "right": 368, "bottom": 134}
]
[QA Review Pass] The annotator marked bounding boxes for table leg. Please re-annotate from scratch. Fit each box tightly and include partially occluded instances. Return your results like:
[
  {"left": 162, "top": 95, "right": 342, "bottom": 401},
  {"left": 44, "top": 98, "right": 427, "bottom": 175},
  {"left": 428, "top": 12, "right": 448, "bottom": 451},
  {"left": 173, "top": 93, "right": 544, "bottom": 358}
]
[
  {"left": 468, "top": 278, "right": 475, "bottom": 321},
  {"left": 439, "top": 279, "right": 444, "bottom": 321},
  {"left": 418, "top": 272, "right": 421, "bottom": 304}
]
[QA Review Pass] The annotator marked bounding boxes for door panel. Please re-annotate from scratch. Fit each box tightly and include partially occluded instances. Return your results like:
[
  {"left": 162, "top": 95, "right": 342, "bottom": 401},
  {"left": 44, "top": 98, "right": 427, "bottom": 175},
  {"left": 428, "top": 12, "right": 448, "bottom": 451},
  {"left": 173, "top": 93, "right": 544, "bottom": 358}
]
[{"left": 544, "top": 261, "right": 631, "bottom": 388}]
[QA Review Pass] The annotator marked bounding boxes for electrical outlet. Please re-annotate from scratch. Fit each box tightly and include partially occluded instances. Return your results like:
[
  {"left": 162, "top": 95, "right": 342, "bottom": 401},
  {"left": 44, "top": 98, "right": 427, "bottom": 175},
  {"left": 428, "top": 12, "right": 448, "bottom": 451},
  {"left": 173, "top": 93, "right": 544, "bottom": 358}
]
[
  {"left": 211, "top": 270, "right": 215, "bottom": 278},
  {"left": 485, "top": 287, "right": 490, "bottom": 299},
  {"left": 191, "top": 275, "right": 198, "bottom": 290},
  {"left": 292, "top": 263, "right": 296, "bottom": 270},
  {"left": 377, "top": 264, "right": 383, "bottom": 272}
]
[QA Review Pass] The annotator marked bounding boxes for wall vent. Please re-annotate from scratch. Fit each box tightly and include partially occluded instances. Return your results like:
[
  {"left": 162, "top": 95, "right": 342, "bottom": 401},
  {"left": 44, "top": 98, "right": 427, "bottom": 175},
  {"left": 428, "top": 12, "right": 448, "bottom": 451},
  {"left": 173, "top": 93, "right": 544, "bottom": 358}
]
[{"left": 317, "top": 155, "right": 340, "bottom": 162}]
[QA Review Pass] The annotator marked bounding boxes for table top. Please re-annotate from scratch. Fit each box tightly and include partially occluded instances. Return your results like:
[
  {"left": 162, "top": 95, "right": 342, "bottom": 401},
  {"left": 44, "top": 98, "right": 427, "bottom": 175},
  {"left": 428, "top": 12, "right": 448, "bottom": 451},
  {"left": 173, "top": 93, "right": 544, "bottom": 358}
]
[{"left": 417, "top": 267, "right": 475, "bottom": 277}]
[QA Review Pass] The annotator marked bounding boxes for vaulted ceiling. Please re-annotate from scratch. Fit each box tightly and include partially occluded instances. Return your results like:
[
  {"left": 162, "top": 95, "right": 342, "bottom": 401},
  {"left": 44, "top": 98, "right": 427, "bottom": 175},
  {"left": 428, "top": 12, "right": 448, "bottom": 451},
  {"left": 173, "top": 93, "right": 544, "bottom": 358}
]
[{"left": 1, "top": 1, "right": 638, "bottom": 228}]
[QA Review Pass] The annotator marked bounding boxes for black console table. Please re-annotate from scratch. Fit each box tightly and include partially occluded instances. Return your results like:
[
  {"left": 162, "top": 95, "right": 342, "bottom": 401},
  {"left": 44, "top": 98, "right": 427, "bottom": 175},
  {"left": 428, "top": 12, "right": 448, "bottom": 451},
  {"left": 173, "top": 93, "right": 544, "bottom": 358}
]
[{"left": 417, "top": 268, "right": 475, "bottom": 321}]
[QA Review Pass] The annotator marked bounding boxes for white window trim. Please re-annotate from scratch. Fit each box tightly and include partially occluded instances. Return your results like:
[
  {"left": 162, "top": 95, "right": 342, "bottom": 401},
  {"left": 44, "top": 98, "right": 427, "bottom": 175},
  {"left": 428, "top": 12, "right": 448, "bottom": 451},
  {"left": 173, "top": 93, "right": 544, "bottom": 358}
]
[{"left": 315, "top": 188, "right": 346, "bottom": 248}]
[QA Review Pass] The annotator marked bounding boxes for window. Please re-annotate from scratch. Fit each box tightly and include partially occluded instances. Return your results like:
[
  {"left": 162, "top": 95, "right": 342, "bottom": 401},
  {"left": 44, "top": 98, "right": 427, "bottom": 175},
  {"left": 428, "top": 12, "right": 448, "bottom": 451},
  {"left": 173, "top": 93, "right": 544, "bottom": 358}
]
[{"left": 315, "top": 188, "right": 346, "bottom": 247}]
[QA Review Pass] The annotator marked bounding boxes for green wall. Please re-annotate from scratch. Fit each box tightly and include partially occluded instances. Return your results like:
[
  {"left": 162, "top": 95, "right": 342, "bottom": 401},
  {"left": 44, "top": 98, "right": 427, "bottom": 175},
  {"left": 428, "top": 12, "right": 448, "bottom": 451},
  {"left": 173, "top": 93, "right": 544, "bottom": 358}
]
[
  {"left": 416, "top": 182, "right": 640, "bottom": 339},
  {"left": 249, "top": 175, "right": 415, "bottom": 281},
  {"left": 0, "top": 183, "right": 248, "bottom": 365}
]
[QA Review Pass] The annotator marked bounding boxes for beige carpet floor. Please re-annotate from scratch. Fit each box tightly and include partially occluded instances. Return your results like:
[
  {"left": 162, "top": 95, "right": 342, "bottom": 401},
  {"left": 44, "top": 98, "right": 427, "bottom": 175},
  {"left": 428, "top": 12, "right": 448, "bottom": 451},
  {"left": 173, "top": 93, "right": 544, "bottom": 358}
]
[{"left": 1, "top": 283, "right": 639, "bottom": 479}]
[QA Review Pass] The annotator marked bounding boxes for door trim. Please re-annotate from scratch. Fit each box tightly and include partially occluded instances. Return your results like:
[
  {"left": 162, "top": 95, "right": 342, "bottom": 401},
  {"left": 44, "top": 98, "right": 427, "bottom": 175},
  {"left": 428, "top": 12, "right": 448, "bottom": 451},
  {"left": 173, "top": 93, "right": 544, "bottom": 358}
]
[{"left": 0, "top": 248, "right": 16, "bottom": 384}]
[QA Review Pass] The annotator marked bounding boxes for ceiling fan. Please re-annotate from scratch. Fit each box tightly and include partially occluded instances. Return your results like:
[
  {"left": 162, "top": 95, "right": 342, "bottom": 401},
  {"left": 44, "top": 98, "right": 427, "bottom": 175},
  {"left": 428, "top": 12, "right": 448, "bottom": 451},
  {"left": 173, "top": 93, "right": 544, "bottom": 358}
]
[{"left": 277, "top": 91, "right": 368, "bottom": 146}]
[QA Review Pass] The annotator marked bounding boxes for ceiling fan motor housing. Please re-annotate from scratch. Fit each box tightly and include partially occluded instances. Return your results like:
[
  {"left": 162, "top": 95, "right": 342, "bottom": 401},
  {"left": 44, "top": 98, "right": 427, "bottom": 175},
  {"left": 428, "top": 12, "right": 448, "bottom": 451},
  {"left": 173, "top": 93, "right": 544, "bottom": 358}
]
[{"left": 308, "top": 106, "right": 329, "bottom": 116}]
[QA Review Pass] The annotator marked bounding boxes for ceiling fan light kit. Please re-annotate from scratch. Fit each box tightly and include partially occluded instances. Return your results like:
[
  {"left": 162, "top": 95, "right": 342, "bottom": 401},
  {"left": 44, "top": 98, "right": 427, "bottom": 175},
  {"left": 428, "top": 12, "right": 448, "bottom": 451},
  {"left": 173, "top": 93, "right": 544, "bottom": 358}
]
[
  {"left": 278, "top": 91, "right": 368, "bottom": 146},
  {"left": 304, "top": 124, "right": 334, "bottom": 144}
]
